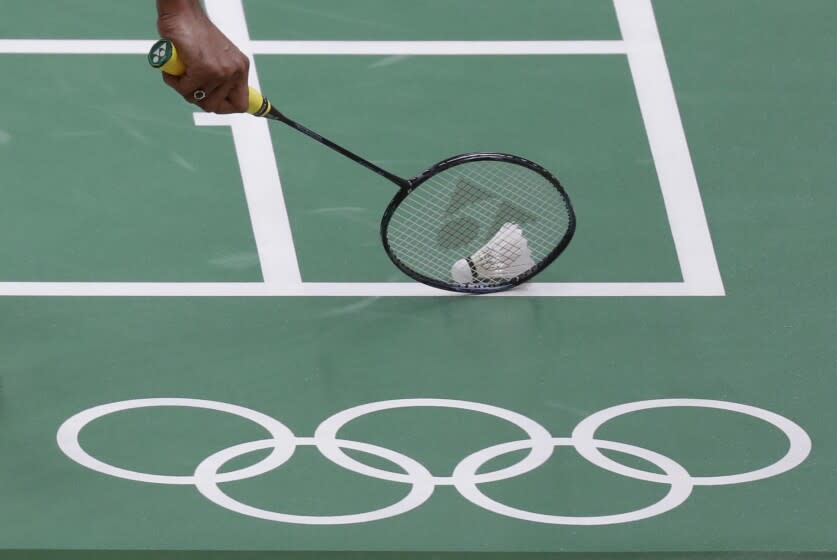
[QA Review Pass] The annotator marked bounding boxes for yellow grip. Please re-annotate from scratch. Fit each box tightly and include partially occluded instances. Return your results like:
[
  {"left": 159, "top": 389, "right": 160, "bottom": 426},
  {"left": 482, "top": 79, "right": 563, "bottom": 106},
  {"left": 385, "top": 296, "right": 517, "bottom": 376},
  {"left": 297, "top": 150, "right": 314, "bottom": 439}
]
[
  {"left": 148, "top": 39, "right": 271, "bottom": 116},
  {"left": 247, "top": 87, "right": 269, "bottom": 115}
]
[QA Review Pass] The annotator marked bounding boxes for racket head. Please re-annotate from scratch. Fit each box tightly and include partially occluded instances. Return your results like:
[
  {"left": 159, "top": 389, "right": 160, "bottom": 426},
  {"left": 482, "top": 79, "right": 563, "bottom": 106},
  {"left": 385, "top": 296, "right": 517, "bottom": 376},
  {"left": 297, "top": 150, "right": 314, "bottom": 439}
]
[{"left": 381, "top": 153, "right": 576, "bottom": 294}]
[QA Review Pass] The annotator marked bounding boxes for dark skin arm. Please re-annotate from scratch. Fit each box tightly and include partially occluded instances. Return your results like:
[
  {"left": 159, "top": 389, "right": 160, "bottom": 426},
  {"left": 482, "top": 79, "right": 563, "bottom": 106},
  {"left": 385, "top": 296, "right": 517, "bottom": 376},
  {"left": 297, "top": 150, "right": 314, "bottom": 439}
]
[{"left": 156, "top": 0, "right": 250, "bottom": 113}]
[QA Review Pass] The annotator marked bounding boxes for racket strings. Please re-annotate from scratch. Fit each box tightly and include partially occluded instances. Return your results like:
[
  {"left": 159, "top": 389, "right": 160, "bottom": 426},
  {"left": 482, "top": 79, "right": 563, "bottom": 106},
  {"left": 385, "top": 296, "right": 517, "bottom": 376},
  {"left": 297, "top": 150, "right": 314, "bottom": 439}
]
[
  {"left": 393, "top": 163, "right": 568, "bottom": 256},
  {"left": 386, "top": 160, "right": 572, "bottom": 288},
  {"left": 407, "top": 163, "right": 568, "bottom": 255}
]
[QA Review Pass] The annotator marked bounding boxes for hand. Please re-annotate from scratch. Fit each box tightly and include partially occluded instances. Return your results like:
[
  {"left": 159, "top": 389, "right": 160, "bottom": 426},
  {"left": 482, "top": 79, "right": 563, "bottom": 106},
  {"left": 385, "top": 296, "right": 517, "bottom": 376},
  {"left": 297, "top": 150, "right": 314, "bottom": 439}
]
[{"left": 156, "top": 0, "right": 250, "bottom": 113}]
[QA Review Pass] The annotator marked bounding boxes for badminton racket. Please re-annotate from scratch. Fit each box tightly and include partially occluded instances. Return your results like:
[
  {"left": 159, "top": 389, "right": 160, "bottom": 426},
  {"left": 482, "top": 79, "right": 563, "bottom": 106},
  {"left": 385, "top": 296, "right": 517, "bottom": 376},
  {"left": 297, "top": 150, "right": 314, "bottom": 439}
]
[{"left": 149, "top": 39, "right": 575, "bottom": 294}]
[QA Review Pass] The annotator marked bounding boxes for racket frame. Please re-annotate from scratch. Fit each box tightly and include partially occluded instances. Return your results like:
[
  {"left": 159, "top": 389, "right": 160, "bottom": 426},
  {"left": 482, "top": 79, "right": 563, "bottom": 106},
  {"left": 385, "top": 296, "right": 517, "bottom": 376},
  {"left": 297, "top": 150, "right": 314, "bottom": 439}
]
[
  {"left": 261, "top": 106, "right": 575, "bottom": 293},
  {"left": 380, "top": 152, "right": 576, "bottom": 294}
]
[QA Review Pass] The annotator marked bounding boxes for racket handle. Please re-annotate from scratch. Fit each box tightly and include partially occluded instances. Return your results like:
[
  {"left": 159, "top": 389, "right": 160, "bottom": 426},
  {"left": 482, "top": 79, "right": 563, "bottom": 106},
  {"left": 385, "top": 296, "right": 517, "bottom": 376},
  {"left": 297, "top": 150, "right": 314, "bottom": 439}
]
[{"left": 147, "top": 39, "right": 271, "bottom": 116}]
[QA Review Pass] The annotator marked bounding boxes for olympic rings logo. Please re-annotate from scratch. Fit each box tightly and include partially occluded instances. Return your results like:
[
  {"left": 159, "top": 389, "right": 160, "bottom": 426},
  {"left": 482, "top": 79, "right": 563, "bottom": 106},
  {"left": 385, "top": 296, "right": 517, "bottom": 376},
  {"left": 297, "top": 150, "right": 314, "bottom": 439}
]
[{"left": 57, "top": 398, "right": 811, "bottom": 526}]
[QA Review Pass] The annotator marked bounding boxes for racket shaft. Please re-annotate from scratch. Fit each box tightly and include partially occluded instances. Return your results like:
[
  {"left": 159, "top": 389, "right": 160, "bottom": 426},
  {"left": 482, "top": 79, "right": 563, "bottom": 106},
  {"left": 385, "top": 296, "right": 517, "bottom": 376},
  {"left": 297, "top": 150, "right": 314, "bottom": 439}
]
[
  {"left": 148, "top": 39, "right": 409, "bottom": 189},
  {"left": 263, "top": 108, "right": 409, "bottom": 188}
]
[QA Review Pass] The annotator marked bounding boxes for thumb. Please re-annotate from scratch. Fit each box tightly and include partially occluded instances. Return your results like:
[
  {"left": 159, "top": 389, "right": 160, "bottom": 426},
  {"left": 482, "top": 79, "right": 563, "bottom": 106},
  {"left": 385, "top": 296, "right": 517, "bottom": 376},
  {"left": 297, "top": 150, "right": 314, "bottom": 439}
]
[{"left": 162, "top": 72, "right": 182, "bottom": 90}]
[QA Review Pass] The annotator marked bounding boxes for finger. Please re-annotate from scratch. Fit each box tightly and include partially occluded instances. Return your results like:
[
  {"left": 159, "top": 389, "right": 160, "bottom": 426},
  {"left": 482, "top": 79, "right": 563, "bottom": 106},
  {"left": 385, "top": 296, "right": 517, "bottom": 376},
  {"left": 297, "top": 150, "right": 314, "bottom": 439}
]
[
  {"left": 188, "top": 81, "right": 224, "bottom": 107},
  {"left": 162, "top": 73, "right": 205, "bottom": 105},
  {"left": 200, "top": 57, "right": 249, "bottom": 113},
  {"left": 207, "top": 98, "right": 243, "bottom": 115},
  {"left": 200, "top": 81, "right": 236, "bottom": 114},
  {"left": 173, "top": 71, "right": 205, "bottom": 99},
  {"left": 169, "top": 71, "right": 221, "bottom": 105},
  {"left": 226, "top": 82, "right": 250, "bottom": 114},
  {"left": 161, "top": 72, "right": 181, "bottom": 91},
  {"left": 204, "top": 82, "right": 250, "bottom": 115}
]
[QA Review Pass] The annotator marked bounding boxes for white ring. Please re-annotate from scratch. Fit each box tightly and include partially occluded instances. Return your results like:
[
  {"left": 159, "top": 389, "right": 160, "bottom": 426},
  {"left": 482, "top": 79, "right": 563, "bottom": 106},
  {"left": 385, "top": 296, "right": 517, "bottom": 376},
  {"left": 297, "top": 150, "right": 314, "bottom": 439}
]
[
  {"left": 57, "top": 398, "right": 296, "bottom": 485},
  {"left": 57, "top": 397, "right": 812, "bottom": 526},
  {"left": 193, "top": 89, "right": 206, "bottom": 101},
  {"left": 193, "top": 437, "right": 435, "bottom": 525},
  {"left": 454, "top": 437, "right": 693, "bottom": 525},
  {"left": 313, "top": 398, "right": 554, "bottom": 485},
  {"left": 571, "top": 399, "right": 812, "bottom": 485}
]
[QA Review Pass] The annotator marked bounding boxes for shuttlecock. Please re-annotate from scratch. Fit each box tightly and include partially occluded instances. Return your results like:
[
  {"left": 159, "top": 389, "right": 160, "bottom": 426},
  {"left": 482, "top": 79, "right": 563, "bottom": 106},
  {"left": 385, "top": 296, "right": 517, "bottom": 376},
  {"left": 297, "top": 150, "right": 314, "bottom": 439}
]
[{"left": 451, "top": 222, "right": 534, "bottom": 284}]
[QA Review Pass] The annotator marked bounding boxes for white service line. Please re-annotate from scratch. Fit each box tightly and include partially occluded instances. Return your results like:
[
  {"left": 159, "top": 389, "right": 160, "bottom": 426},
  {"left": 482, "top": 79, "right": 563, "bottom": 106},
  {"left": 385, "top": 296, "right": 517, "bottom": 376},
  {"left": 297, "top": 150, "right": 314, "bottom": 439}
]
[
  {"left": 250, "top": 40, "right": 627, "bottom": 56},
  {"left": 0, "top": 39, "right": 626, "bottom": 56},
  {"left": 0, "top": 39, "right": 150, "bottom": 54},
  {"left": 614, "top": 0, "right": 724, "bottom": 296},
  {"left": 0, "top": 282, "right": 706, "bottom": 298},
  {"left": 300, "top": 282, "right": 707, "bottom": 297},
  {"left": 201, "top": 0, "right": 302, "bottom": 288}
]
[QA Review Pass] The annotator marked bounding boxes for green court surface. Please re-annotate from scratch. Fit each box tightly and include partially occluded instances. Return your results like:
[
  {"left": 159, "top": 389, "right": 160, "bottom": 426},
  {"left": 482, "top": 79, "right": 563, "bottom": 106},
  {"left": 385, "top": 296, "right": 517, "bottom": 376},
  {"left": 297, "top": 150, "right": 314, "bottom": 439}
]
[{"left": 1, "top": 1, "right": 836, "bottom": 559}]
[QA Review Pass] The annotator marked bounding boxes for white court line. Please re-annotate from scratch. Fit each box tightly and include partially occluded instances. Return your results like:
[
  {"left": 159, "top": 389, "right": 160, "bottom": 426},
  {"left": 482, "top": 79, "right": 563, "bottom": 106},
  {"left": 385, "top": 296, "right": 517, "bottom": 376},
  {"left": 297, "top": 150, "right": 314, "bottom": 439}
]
[
  {"left": 198, "top": 0, "right": 301, "bottom": 287},
  {"left": 0, "top": 40, "right": 150, "bottom": 54},
  {"left": 614, "top": 0, "right": 724, "bottom": 296},
  {"left": 0, "top": 39, "right": 625, "bottom": 55},
  {"left": 0, "top": 282, "right": 705, "bottom": 297},
  {"left": 250, "top": 40, "right": 627, "bottom": 55}
]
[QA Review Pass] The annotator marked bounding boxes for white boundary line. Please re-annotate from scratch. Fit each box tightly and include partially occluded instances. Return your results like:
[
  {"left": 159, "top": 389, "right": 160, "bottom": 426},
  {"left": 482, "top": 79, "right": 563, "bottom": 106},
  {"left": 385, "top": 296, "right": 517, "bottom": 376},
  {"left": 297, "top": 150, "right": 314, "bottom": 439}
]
[
  {"left": 0, "top": 39, "right": 625, "bottom": 55},
  {"left": 0, "top": 0, "right": 724, "bottom": 298},
  {"left": 0, "top": 282, "right": 697, "bottom": 297},
  {"left": 199, "top": 0, "right": 301, "bottom": 286},
  {"left": 251, "top": 40, "right": 627, "bottom": 55},
  {"left": 0, "top": 40, "right": 151, "bottom": 54},
  {"left": 613, "top": 0, "right": 724, "bottom": 296}
]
